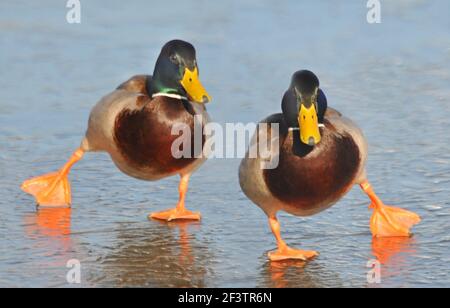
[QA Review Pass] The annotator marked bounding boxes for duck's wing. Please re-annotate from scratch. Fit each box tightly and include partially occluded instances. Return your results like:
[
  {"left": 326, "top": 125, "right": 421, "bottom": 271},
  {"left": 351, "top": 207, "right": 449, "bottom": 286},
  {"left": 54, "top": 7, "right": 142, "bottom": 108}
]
[
  {"left": 241, "top": 113, "right": 285, "bottom": 180},
  {"left": 239, "top": 113, "right": 286, "bottom": 217},
  {"left": 117, "top": 75, "right": 152, "bottom": 96},
  {"left": 325, "top": 107, "right": 368, "bottom": 184},
  {"left": 83, "top": 77, "right": 152, "bottom": 153},
  {"left": 254, "top": 113, "right": 287, "bottom": 161},
  {"left": 324, "top": 107, "right": 342, "bottom": 118}
]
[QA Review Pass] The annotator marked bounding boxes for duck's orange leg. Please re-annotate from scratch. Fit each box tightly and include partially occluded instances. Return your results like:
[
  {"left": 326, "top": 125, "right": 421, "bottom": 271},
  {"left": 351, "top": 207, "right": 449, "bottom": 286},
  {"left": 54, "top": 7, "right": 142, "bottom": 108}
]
[
  {"left": 360, "top": 181, "right": 421, "bottom": 237},
  {"left": 268, "top": 215, "right": 318, "bottom": 262},
  {"left": 21, "top": 149, "right": 84, "bottom": 207},
  {"left": 150, "top": 174, "right": 201, "bottom": 222}
]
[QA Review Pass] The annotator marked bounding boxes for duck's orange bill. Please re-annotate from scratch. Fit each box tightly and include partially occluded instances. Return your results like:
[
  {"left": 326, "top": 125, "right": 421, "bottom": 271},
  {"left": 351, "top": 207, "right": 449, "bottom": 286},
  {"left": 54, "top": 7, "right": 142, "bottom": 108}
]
[
  {"left": 180, "top": 67, "right": 211, "bottom": 104},
  {"left": 361, "top": 181, "right": 421, "bottom": 237},
  {"left": 21, "top": 149, "right": 84, "bottom": 207}
]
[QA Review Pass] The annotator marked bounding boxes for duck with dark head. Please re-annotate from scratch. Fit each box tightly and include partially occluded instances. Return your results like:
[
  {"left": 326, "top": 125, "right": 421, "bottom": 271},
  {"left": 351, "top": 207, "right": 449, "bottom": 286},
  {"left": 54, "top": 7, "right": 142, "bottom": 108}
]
[
  {"left": 22, "top": 40, "right": 211, "bottom": 222},
  {"left": 239, "top": 70, "right": 421, "bottom": 262}
]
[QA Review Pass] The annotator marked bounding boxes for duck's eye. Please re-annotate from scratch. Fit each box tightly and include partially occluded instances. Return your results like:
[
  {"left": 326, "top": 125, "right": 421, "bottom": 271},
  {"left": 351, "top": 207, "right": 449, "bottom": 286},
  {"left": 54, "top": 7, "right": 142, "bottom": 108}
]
[{"left": 170, "top": 54, "right": 179, "bottom": 64}]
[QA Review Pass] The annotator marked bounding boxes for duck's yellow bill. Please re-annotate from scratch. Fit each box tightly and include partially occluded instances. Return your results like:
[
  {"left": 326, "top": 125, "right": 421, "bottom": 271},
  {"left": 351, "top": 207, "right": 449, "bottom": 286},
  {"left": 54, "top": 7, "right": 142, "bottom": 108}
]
[
  {"left": 180, "top": 67, "right": 211, "bottom": 104},
  {"left": 298, "top": 104, "right": 321, "bottom": 146}
]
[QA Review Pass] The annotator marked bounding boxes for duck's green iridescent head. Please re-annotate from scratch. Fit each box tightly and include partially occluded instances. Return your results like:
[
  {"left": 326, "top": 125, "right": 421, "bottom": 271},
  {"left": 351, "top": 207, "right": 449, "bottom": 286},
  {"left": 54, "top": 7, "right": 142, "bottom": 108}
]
[{"left": 151, "top": 40, "right": 211, "bottom": 104}]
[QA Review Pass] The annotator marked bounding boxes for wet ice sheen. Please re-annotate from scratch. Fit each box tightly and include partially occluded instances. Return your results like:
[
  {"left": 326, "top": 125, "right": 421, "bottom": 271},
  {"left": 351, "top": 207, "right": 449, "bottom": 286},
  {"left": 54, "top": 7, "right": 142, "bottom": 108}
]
[{"left": 0, "top": 1, "right": 450, "bottom": 287}]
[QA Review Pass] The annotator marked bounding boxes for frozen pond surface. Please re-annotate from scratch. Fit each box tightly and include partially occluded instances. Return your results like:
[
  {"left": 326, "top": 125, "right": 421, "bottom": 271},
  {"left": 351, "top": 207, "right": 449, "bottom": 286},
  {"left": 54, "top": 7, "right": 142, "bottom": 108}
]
[{"left": 0, "top": 0, "right": 450, "bottom": 287}]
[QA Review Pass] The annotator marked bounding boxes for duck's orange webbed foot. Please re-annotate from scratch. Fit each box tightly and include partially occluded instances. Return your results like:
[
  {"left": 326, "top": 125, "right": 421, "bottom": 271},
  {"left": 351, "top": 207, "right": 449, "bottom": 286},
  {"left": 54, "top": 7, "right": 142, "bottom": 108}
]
[
  {"left": 361, "top": 181, "right": 421, "bottom": 237},
  {"left": 21, "top": 149, "right": 84, "bottom": 207},
  {"left": 267, "top": 216, "right": 318, "bottom": 262},
  {"left": 149, "top": 174, "right": 201, "bottom": 222},
  {"left": 268, "top": 247, "right": 319, "bottom": 262},
  {"left": 150, "top": 208, "right": 201, "bottom": 222}
]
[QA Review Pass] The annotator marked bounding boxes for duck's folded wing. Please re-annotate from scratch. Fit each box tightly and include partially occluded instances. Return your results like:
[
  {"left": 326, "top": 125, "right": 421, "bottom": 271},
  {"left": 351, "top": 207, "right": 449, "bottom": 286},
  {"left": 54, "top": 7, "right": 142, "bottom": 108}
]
[
  {"left": 326, "top": 108, "right": 368, "bottom": 184},
  {"left": 324, "top": 107, "right": 342, "bottom": 118},
  {"left": 117, "top": 75, "right": 152, "bottom": 96}
]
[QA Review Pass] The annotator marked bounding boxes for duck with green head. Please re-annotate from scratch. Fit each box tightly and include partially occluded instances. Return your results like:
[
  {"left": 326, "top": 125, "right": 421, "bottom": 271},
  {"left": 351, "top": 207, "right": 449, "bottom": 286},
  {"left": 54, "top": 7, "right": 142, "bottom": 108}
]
[
  {"left": 239, "top": 70, "right": 421, "bottom": 261},
  {"left": 22, "top": 40, "right": 211, "bottom": 221}
]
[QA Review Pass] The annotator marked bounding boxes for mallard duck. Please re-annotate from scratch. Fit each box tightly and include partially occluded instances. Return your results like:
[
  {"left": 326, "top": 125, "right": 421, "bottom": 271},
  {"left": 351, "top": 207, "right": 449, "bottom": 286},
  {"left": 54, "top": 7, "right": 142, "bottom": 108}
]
[
  {"left": 239, "top": 70, "right": 421, "bottom": 262},
  {"left": 21, "top": 40, "right": 211, "bottom": 221}
]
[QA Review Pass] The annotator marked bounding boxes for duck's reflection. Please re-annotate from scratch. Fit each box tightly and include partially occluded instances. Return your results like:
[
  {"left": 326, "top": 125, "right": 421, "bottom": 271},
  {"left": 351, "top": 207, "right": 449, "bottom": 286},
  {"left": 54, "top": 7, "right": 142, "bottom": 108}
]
[
  {"left": 260, "top": 259, "right": 343, "bottom": 288},
  {"left": 24, "top": 207, "right": 72, "bottom": 239},
  {"left": 23, "top": 207, "right": 74, "bottom": 273},
  {"left": 372, "top": 236, "right": 416, "bottom": 264},
  {"left": 99, "top": 220, "right": 214, "bottom": 288},
  {"left": 371, "top": 236, "right": 416, "bottom": 284}
]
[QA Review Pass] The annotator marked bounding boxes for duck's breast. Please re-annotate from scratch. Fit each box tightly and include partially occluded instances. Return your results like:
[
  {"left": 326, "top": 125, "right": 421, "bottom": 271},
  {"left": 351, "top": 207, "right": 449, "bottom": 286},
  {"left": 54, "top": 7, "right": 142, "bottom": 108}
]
[
  {"left": 112, "top": 96, "right": 207, "bottom": 180},
  {"left": 263, "top": 121, "right": 362, "bottom": 216}
]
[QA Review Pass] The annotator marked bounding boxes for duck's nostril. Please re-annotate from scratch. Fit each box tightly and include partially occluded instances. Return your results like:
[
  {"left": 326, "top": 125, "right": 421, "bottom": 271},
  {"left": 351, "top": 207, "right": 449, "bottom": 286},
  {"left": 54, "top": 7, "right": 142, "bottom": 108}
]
[{"left": 308, "top": 137, "right": 315, "bottom": 146}]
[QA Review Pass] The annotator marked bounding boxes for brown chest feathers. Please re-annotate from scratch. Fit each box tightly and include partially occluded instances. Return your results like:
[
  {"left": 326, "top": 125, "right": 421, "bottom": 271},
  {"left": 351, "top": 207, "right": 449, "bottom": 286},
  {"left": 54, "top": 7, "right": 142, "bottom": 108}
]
[
  {"left": 113, "top": 97, "right": 203, "bottom": 174},
  {"left": 263, "top": 123, "right": 361, "bottom": 211}
]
